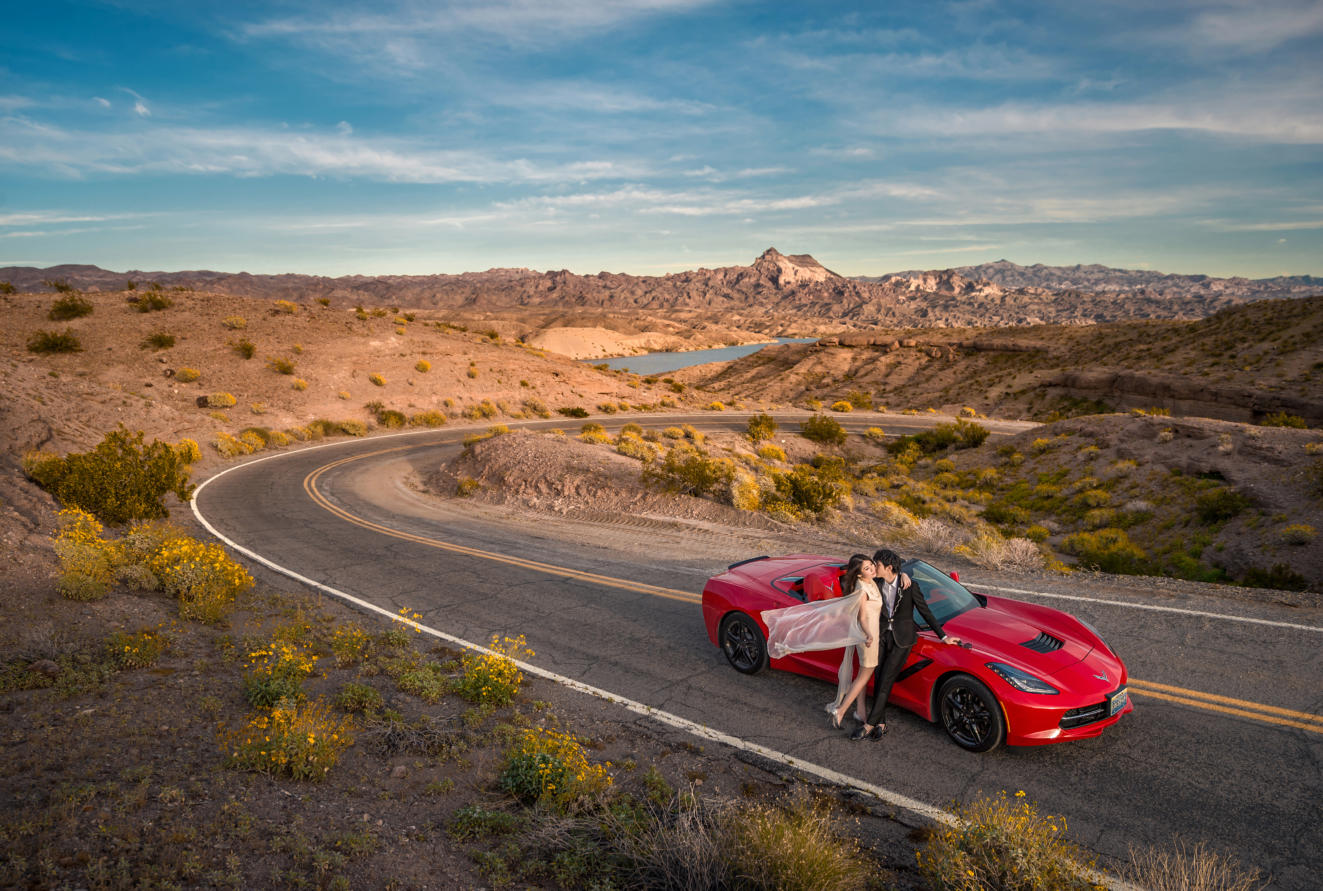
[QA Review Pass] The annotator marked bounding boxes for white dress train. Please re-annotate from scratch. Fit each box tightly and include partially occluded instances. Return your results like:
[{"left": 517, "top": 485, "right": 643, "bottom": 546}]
[{"left": 762, "top": 582, "right": 878, "bottom": 719}]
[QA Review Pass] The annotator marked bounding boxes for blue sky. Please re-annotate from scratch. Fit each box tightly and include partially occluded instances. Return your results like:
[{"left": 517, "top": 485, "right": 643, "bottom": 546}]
[{"left": 2, "top": 1, "right": 1321, "bottom": 278}]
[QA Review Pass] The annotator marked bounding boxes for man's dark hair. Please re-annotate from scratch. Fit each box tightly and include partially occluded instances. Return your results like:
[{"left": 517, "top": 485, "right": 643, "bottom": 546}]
[{"left": 872, "top": 548, "right": 902, "bottom": 572}]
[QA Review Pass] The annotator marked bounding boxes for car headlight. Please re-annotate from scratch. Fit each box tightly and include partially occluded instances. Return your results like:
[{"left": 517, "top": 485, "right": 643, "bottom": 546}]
[{"left": 986, "top": 662, "right": 1059, "bottom": 695}]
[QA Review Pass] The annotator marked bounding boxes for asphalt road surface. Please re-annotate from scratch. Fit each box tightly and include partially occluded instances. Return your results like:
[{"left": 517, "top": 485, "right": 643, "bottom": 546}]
[{"left": 193, "top": 414, "right": 1323, "bottom": 888}]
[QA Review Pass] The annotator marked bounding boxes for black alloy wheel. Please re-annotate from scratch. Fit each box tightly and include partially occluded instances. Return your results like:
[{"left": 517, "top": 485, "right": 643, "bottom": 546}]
[
  {"left": 937, "top": 675, "right": 1005, "bottom": 753},
  {"left": 720, "top": 613, "right": 767, "bottom": 675}
]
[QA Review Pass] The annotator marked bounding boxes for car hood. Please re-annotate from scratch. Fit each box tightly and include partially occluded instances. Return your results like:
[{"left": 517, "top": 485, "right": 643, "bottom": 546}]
[{"left": 954, "top": 606, "right": 1093, "bottom": 676}]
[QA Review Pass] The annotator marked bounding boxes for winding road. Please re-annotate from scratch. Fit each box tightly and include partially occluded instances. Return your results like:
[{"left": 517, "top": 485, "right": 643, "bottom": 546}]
[{"left": 192, "top": 414, "right": 1323, "bottom": 888}]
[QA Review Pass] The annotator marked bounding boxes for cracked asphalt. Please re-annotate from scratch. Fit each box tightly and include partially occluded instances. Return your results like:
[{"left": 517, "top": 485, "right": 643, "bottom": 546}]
[{"left": 194, "top": 414, "right": 1323, "bottom": 888}]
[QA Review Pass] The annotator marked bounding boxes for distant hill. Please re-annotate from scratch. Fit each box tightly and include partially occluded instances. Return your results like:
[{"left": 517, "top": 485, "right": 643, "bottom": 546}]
[
  {"left": 869, "top": 259, "right": 1323, "bottom": 302},
  {"left": 6, "top": 249, "right": 1318, "bottom": 328}
]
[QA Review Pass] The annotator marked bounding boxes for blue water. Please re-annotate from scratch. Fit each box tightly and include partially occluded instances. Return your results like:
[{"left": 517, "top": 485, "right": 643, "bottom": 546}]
[{"left": 582, "top": 337, "right": 816, "bottom": 375}]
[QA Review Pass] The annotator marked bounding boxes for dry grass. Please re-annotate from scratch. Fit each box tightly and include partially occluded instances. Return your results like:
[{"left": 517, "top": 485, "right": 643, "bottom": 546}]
[{"left": 1126, "top": 838, "right": 1267, "bottom": 891}]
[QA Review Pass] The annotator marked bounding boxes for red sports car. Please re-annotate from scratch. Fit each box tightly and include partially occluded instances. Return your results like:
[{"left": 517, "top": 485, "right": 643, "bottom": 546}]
[{"left": 702, "top": 554, "right": 1132, "bottom": 752}]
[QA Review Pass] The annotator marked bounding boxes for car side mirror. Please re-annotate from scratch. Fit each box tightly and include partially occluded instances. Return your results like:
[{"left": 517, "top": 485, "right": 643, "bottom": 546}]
[{"left": 949, "top": 571, "right": 960, "bottom": 582}]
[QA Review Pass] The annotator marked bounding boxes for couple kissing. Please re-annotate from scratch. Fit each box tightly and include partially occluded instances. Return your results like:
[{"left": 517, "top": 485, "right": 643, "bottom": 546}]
[{"left": 763, "top": 549, "right": 962, "bottom": 740}]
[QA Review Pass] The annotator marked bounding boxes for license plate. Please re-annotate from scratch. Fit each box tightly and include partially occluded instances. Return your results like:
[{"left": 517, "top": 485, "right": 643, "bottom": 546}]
[{"left": 1109, "top": 688, "right": 1128, "bottom": 716}]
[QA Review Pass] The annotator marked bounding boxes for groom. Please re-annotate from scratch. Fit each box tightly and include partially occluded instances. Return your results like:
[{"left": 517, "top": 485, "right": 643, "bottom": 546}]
[{"left": 851, "top": 548, "right": 961, "bottom": 740}]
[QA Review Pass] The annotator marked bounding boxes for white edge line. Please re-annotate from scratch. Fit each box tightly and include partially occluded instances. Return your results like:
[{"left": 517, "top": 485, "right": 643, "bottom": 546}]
[
  {"left": 191, "top": 447, "right": 1139, "bottom": 890},
  {"left": 975, "top": 584, "right": 1323, "bottom": 634}
]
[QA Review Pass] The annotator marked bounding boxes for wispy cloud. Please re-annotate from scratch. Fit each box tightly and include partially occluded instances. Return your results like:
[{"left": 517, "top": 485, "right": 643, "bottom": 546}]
[{"left": 1184, "top": 0, "right": 1323, "bottom": 53}]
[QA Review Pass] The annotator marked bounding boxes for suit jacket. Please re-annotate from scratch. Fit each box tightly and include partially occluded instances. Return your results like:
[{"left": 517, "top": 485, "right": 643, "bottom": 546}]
[{"left": 879, "top": 575, "right": 946, "bottom": 649}]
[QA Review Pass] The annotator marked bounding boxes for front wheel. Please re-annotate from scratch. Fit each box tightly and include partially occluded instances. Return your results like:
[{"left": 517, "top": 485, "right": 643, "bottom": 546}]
[
  {"left": 937, "top": 675, "right": 1005, "bottom": 753},
  {"left": 719, "top": 613, "right": 767, "bottom": 675}
]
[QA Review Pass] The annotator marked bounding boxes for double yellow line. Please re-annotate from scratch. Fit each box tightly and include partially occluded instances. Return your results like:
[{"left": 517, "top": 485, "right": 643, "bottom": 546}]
[{"left": 302, "top": 443, "right": 1322, "bottom": 737}]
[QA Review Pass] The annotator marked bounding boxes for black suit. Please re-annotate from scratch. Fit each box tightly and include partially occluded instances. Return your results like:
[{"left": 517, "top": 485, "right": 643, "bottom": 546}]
[{"left": 866, "top": 574, "right": 947, "bottom": 727}]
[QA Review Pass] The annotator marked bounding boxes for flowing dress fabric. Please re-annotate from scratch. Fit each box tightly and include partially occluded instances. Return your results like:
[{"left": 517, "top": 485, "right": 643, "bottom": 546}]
[{"left": 761, "top": 590, "right": 872, "bottom": 718}]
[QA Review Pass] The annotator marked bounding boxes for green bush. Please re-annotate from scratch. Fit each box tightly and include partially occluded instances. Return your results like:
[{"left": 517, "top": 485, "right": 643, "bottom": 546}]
[
  {"left": 799, "top": 414, "right": 847, "bottom": 446},
  {"left": 1062, "top": 528, "right": 1147, "bottom": 575},
  {"left": 765, "top": 465, "right": 847, "bottom": 517},
  {"left": 233, "top": 338, "right": 256, "bottom": 359},
  {"left": 49, "top": 294, "right": 94, "bottom": 320},
  {"left": 845, "top": 389, "right": 873, "bottom": 410},
  {"left": 643, "top": 446, "right": 734, "bottom": 497},
  {"left": 1261, "top": 412, "right": 1307, "bottom": 428},
  {"left": 1196, "top": 487, "right": 1250, "bottom": 524},
  {"left": 27, "top": 329, "right": 83, "bottom": 354},
  {"left": 1240, "top": 564, "right": 1309, "bottom": 591},
  {"left": 133, "top": 292, "right": 174, "bottom": 312},
  {"left": 746, "top": 413, "right": 778, "bottom": 442},
  {"left": 141, "top": 332, "right": 175, "bottom": 350},
  {"left": 267, "top": 357, "right": 296, "bottom": 374},
  {"left": 557, "top": 406, "right": 589, "bottom": 418},
  {"left": 888, "top": 419, "right": 989, "bottom": 457},
  {"left": 24, "top": 427, "right": 194, "bottom": 526}
]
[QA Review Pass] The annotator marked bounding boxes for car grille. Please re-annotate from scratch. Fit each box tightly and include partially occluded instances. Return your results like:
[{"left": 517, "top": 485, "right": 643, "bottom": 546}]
[
  {"left": 1021, "top": 631, "right": 1064, "bottom": 653},
  {"left": 1060, "top": 686, "right": 1125, "bottom": 729}
]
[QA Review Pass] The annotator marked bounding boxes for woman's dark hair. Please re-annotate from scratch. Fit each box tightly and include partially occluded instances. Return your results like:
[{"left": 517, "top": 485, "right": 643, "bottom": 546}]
[{"left": 840, "top": 553, "right": 871, "bottom": 595}]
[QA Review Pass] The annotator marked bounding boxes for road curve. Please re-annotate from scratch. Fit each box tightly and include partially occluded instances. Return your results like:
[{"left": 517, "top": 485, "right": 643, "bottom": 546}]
[{"left": 193, "top": 414, "right": 1323, "bottom": 888}]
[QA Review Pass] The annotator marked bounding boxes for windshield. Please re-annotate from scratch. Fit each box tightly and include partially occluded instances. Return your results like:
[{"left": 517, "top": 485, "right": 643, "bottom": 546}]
[{"left": 903, "top": 560, "right": 980, "bottom": 626}]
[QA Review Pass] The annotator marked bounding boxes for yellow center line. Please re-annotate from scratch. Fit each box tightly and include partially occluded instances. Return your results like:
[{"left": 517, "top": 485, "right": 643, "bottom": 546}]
[{"left": 301, "top": 442, "right": 1322, "bottom": 735}]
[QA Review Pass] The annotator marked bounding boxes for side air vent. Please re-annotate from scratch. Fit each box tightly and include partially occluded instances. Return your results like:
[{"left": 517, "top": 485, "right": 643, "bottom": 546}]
[{"left": 1021, "top": 631, "right": 1064, "bottom": 653}]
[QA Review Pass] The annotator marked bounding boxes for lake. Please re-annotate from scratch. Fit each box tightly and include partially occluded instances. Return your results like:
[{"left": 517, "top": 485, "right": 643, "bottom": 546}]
[{"left": 582, "top": 337, "right": 816, "bottom": 375}]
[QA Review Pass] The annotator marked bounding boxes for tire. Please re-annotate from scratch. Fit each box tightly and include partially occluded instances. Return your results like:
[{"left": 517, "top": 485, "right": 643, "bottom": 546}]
[
  {"left": 937, "top": 675, "right": 1005, "bottom": 753},
  {"left": 719, "top": 613, "right": 767, "bottom": 675}
]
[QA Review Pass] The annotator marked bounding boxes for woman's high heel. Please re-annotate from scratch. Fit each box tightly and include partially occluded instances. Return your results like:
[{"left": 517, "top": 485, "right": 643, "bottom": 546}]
[{"left": 829, "top": 710, "right": 843, "bottom": 730}]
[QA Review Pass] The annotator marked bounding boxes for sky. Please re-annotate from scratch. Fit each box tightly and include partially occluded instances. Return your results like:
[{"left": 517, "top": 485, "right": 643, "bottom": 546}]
[{"left": 2, "top": 1, "right": 1321, "bottom": 279}]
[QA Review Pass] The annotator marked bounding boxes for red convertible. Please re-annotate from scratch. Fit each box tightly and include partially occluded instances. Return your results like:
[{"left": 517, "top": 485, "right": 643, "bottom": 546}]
[{"left": 702, "top": 554, "right": 1132, "bottom": 752}]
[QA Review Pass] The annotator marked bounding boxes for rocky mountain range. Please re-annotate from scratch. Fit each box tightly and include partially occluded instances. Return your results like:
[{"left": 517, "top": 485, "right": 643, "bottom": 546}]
[{"left": 5, "top": 249, "right": 1319, "bottom": 329}]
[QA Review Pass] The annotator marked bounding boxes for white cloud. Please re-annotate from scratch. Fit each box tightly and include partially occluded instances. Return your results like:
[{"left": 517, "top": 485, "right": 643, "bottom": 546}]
[
  {"left": 94, "top": 97, "right": 111, "bottom": 108},
  {"left": 336, "top": 120, "right": 353, "bottom": 135},
  {"left": 1186, "top": 0, "right": 1323, "bottom": 53}
]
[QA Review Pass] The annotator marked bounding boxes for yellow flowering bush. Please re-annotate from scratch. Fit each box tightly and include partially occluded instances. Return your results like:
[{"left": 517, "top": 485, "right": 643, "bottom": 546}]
[
  {"left": 243, "top": 640, "right": 317, "bottom": 707},
  {"left": 415, "top": 359, "right": 431, "bottom": 373},
  {"left": 174, "top": 438, "right": 202, "bottom": 464},
  {"left": 369, "top": 373, "right": 386, "bottom": 387},
  {"left": 918, "top": 790, "right": 1103, "bottom": 891},
  {"left": 147, "top": 536, "right": 253, "bottom": 623},
  {"left": 454, "top": 634, "right": 532, "bottom": 706},
  {"left": 329, "top": 624, "right": 371, "bottom": 667},
  {"left": 53, "top": 508, "right": 118, "bottom": 600},
  {"left": 107, "top": 627, "right": 170, "bottom": 669},
  {"left": 175, "top": 367, "right": 200, "bottom": 383},
  {"left": 498, "top": 726, "right": 612, "bottom": 812},
  {"left": 221, "top": 698, "right": 354, "bottom": 780}
]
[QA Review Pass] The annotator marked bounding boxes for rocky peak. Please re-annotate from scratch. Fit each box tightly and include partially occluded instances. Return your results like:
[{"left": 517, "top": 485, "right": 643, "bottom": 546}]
[{"left": 753, "top": 247, "right": 837, "bottom": 287}]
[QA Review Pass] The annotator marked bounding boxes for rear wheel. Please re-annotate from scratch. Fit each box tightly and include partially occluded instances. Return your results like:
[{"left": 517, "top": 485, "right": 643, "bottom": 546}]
[
  {"left": 937, "top": 675, "right": 1005, "bottom": 753},
  {"left": 719, "top": 613, "right": 767, "bottom": 675}
]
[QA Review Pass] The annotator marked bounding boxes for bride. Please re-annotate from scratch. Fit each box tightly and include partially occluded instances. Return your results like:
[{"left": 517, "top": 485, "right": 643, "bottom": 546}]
[{"left": 762, "top": 554, "right": 884, "bottom": 731}]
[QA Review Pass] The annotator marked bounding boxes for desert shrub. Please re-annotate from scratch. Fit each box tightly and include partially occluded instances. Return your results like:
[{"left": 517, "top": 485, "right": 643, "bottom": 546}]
[
  {"left": 26, "top": 427, "right": 194, "bottom": 525},
  {"left": 206, "top": 392, "right": 237, "bottom": 408},
  {"left": 174, "top": 367, "right": 200, "bottom": 383},
  {"left": 397, "top": 663, "right": 449, "bottom": 703},
  {"left": 49, "top": 293, "right": 94, "bottom": 320},
  {"left": 339, "top": 419, "right": 368, "bottom": 436},
  {"left": 410, "top": 410, "right": 447, "bottom": 427},
  {"left": 919, "top": 790, "right": 1099, "bottom": 891},
  {"left": 725, "top": 793, "right": 873, "bottom": 891},
  {"left": 890, "top": 419, "right": 990, "bottom": 458},
  {"left": 368, "top": 372, "right": 386, "bottom": 387},
  {"left": 906, "top": 517, "right": 967, "bottom": 555},
  {"left": 557, "top": 406, "right": 589, "bottom": 418},
  {"left": 746, "top": 412, "right": 778, "bottom": 442},
  {"left": 644, "top": 446, "right": 735, "bottom": 497},
  {"left": 374, "top": 407, "right": 407, "bottom": 428},
  {"left": 174, "top": 438, "right": 201, "bottom": 464},
  {"left": 243, "top": 640, "right": 317, "bottom": 708},
  {"left": 27, "top": 329, "right": 83, "bottom": 353},
  {"left": 498, "top": 726, "right": 611, "bottom": 812},
  {"left": 706, "top": 401, "right": 725, "bottom": 411},
  {"left": 222, "top": 316, "right": 246, "bottom": 330},
  {"left": 415, "top": 359, "right": 431, "bottom": 373},
  {"left": 454, "top": 634, "right": 532, "bottom": 706},
  {"left": 864, "top": 426, "right": 887, "bottom": 445},
  {"left": 141, "top": 331, "right": 175, "bottom": 350},
  {"left": 662, "top": 426, "right": 684, "bottom": 439},
  {"left": 44, "top": 279, "right": 75, "bottom": 293},
  {"left": 1261, "top": 412, "right": 1306, "bottom": 428},
  {"left": 222, "top": 698, "right": 354, "bottom": 780},
  {"left": 463, "top": 424, "right": 510, "bottom": 447},
  {"left": 267, "top": 430, "right": 292, "bottom": 448},
  {"left": 616, "top": 433, "right": 656, "bottom": 461},
  {"left": 133, "top": 292, "right": 173, "bottom": 312},
  {"left": 597, "top": 401, "right": 619, "bottom": 414},
  {"left": 146, "top": 535, "right": 253, "bottom": 623},
  {"left": 830, "top": 400, "right": 853, "bottom": 412},
  {"left": 267, "top": 356, "right": 295, "bottom": 374},
  {"left": 455, "top": 476, "right": 480, "bottom": 497},
  {"left": 728, "top": 469, "right": 761, "bottom": 511},
  {"left": 212, "top": 432, "right": 252, "bottom": 458},
  {"left": 800, "top": 414, "right": 847, "bottom": 446},
  {"left": 764, "top": 466, "right": 847, "bottom": 517},
  {"left": 1279, "top": 523, "right": 1316, "bottom": 545},
  {"left": 1062, "top": 528, "right": 1148, "bottom": 575},
  {"left": 335, "top": 681, "right": 383, "bottom": 714},
  {"left": 956, "top": 532, "right": 1045, "bottom": 572},
  {"left": 757, "top": 443, "right": 786, "bottom": 462},
  {"left": 1125, "top": 837, "right": 1265, "bottom": 891},
  {"left": 462, "top": 400, "right": 499, "bottom": 420},
  {"left": 845, "top": 389, "right": 873, "bottom": 410},
  {"left": 1025, "top": 524, "right": 1049, "bottom": 542},
  {"left": 1196, "top": 488, "right": 1251, "bottom": 524},
  {"left": 106, "top": 628, "right": 170, "bottom": 670},
  {"left": 449, "top": 804, "right": 523, "bottom": 841},
  {"left": 272, "top": 299, "right": 298, "bottom": 314},
  {"left": 579, "top": 422, "right": 610, "bottom": 444},
  {"left": 232, "top": 338, "right": 256, "bottom": 359},
  {"left": 329, "top": 624, "right": 371, "bottom": 667},
  {"left": 52, "top": 508, "right": 118, "bottom": 601}
]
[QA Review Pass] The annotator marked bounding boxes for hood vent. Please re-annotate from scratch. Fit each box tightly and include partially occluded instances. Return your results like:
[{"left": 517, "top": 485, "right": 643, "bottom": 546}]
[{"left": 1021, "top": 631, "right": 1064, "bottom": 653}]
